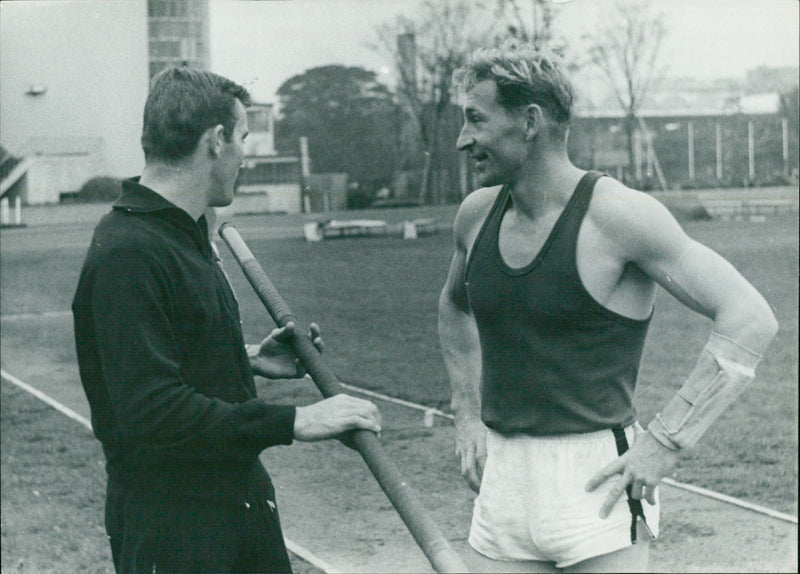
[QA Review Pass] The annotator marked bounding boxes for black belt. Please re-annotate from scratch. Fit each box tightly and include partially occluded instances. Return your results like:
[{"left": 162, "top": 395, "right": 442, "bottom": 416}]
[{"left": 612, "top": 426, "right": 655, "bottom": 544}]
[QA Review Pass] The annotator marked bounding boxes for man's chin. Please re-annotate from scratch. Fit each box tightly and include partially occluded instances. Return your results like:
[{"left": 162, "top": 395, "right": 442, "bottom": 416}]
[
  {"left": 209, "top": 194, "right": 235, "bottom": 208},
  {"left": 476, "top": 173, "right": 500, "bottom": 188}
]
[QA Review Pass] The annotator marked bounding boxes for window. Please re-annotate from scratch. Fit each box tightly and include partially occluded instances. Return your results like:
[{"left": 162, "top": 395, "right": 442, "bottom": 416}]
[
  {"left": 237, "top": 160, "right": 299, "bottom": 186},
  {"left": 150, "top": 40, "right": 182, "bottom": 59},
  {"left": 247, "top": 109, "right": 271, "bottom": 133}
]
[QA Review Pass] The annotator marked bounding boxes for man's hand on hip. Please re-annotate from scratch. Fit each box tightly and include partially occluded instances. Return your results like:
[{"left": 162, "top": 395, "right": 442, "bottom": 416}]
[{"left": 585, "top": 428, "right": 680, "bottom": 518}]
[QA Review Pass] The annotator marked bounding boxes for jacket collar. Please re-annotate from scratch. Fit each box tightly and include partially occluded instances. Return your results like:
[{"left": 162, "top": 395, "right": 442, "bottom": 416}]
[
  {"left": 114, "top": 178, "right": 212, "bottom": 255},
  {"left": 114, "top": 177, "right": 184, "bottom": 214}
]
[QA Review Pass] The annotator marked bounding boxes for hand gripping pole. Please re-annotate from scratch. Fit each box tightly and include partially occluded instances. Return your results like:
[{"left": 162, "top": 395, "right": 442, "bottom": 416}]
[{"left": 219, "top": 223, "right": 468, "bottom": 573}]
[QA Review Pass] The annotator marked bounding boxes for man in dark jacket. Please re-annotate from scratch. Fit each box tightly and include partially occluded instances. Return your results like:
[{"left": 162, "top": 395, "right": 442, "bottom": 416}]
[{"left": 72, "top": 66, "right": 381, "bottom": 574}]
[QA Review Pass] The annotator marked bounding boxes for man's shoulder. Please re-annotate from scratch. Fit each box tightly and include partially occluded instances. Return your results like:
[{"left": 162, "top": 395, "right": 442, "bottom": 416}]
[
  {"left": 454, "top": 185, "right": 503, "bottom": 235},
  {"left": 462, "top": 185, "right": 504, "bottom": 207},
  {"left": 93, "top": 209, "right": 146, "bottom": 244},
  {"left": 87, "top": 210, "right": 170, "bottom": 266},
  {"left": 592, "top": 175, "right": 650, "bottom": 202},
  {"left": 588, "top": 176, "right": 683, "bottom": 255},
  {"left": 590, "top": 177, "right": 673, "bottom": 227}
]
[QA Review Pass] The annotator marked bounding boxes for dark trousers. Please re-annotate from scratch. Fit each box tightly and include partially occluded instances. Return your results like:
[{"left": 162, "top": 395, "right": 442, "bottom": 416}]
[{"left": 105, "top": 479, "right": 292, "bottom": 574}]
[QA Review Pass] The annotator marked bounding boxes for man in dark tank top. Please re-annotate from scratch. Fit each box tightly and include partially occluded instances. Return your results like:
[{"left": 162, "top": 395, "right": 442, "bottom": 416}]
[{"left": 439, "top": 41, "right": 777, "bottom": 573}]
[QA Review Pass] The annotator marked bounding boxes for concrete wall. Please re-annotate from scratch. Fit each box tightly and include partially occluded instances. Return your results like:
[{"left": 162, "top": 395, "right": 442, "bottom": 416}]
[{"left": 0, "top": 1, "right": 149, "bottom": 201}]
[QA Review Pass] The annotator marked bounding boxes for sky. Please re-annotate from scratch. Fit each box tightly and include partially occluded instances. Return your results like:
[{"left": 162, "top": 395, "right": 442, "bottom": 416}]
[{"left": 209, "top": 0, "right": 800, "bottom": 104}]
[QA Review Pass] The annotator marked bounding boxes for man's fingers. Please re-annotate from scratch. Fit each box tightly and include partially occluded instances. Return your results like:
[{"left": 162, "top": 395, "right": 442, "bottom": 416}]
[
  {"left": 349, "top": 413, "right": 382, "bottom": 434},
  {"left": 270, "top": 322, "right": 296, "bottom": 343},
  {"left": 633, "top": 481, "right": 658, "bottom": 504},
  {"left": 294, "top": 395, "right": 382, "bottom": 441},
  {"left": 458, "top": 441, "right": 481, "bottom": 493},
  {"left": 341, "top": 396, "right": 381, "bottom": 428},
  {"left": 599, "top": 476, "right": 629, "bottom": 519},
  {"left": 307, "top": 323, "right": 324, "bottom": 353},
  {"left": 585, "top": 457, "right": 624, "bottom": 492},
  {"left": 459, "top": 442, "right": 473, "bottom": 476},
  {"left": 631, "top": 479, "right": 645, "bottom": 500},
  {"left": 463, "top": 464, "right": 481, "bottom": 493}
]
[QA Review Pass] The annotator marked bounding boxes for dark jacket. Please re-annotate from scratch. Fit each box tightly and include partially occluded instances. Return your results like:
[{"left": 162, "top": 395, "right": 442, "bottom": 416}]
[{"left": 72, "top": 180, "right": 295, "bottom": 502}]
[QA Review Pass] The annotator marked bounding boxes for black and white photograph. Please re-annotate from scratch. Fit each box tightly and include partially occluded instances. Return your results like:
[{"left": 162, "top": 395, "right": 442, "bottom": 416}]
[{"left": 1, "top": 1, "right": 797, "bottom": 572}]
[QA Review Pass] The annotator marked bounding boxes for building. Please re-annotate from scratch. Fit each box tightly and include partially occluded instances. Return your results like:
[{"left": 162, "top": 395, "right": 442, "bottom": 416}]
[
  {"left": 570, "top": 72, "right": 798, "bottom": 189},
  {"left": 0, "top": 0, "right": 211, "bottom": 205},
  {"left": 1, "top": 1, "right": 150, "bottom": 204},
  {"left": 236, "top": 103, "right": 303, "bottom": 214},
  {"left": 1, "top": 0, "right": 303, "bottom": 213},
  {"left": 148, "top": 0, "right": 210, "bottom": 79}
]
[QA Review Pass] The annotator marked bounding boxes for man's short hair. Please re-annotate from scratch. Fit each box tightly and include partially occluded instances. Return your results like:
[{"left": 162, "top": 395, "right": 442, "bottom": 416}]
[
  {"left": 453, "top": 41, "right": 574, "bottom": 132},
  {"left": 141, "top": 66, "right": 251, "bottom": 163}
]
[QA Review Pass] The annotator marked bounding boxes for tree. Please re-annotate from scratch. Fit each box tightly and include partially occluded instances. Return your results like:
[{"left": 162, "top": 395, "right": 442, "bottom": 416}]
[
  {"left": 492, "top": 0, "right": 563, "bottom": 48},
  {"left": 584, "top": 1, "right": 667, "bottom": 184},
  {"left": 274, "top": 65, "right": 399, "bottom": 187},
  {"left": 374, "top": 0, "right": 497, "bottom": 204}
]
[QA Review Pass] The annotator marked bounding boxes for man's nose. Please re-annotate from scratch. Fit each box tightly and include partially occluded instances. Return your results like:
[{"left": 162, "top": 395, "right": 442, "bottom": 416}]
[{"left": 456, "top": 127, "right": 474, "bottom": 151}]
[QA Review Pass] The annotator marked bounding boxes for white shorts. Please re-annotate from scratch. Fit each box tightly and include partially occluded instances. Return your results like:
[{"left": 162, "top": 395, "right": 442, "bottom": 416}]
[{"left": 469, "top": 423, "right": 660, "bottom": 568}]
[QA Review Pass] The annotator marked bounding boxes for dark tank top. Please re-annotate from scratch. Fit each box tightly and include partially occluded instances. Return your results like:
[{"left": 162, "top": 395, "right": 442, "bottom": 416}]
[{"left": 465, "top": 171, "right": 652, "bottom": 436}]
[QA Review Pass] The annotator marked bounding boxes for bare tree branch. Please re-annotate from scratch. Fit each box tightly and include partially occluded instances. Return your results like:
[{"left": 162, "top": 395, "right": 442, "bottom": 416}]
[
  {"left": 371, "top": 0, "right": 497, "bottom": 203},
  {"left": 583, "top": 0, "right": 668, "bottom": 182}
]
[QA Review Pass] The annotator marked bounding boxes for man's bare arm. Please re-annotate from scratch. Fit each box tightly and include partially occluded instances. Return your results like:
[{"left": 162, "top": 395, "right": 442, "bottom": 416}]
[
  {"left": 586, "top": 186, "right": 778, "bottom": 513},
  {"left": 439, "top": 257, "right": 486, "bottom": 492},
  {"left": 438, "top": 195, "right": 493, "bottom": 493}
]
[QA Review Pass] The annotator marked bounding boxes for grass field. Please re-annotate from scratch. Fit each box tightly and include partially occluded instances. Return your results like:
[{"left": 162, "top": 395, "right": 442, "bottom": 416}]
[{"left": 1, "top": 205, "right": 797, "bottom": 572}]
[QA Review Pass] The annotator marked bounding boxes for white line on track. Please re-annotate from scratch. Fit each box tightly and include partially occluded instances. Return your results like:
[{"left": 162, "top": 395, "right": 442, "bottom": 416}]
[
  {"left": 661, "top": 478, "right": 797, "bottom": 524},
  {"left": 2, "top": 368, "right": 92, "bottom": 429},
  {"left": 0, "top": 368, "right": 342, "bottom": 574},
  {"left": 1, "top": 310, "right": 73, "bottom": 321},
  {"left": 339, "top": 382, "right": 453, "bottom": 420}
]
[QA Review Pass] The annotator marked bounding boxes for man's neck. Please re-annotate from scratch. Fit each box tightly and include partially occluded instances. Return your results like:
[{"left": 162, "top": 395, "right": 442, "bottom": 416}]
[
  {"left": 508, "top": 148, "right": 583, "bottom": 219},
  {"left": 139, "top": 162, "right": 209, "bottom": 221}
]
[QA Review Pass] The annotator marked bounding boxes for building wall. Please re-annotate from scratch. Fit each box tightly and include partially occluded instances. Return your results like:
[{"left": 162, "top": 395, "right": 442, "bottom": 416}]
[
  {"left": 237, "top": 184, "right": 302, "bottom": 214},
  {"left": 148, "top": 0, "right": 210, "bottom": 79},
  {"left": 244, "top": 104, "right": 276, "bottom": 156},
  {"left": 0, "top": 1, "right": 149, "bottom": 201}
]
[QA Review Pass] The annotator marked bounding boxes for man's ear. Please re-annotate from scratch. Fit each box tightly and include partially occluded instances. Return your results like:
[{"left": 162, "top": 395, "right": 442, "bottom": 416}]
[
  {"left": 207, "top": 124, "right": 224, "bottom": 158},
  {"left": 524, "top": 104, "right": 543, "bottom": 141}
]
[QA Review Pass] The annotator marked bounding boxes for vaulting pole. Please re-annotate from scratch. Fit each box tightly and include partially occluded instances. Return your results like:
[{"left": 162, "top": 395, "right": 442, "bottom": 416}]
[{"left": 219, "top": 223, "right": 468, "bottom": 574}]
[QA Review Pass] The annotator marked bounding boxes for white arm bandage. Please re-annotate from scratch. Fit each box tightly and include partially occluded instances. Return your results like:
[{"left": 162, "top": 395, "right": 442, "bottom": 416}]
[{"left": 647, "top": 331, "right": 762, "bottom": 450}]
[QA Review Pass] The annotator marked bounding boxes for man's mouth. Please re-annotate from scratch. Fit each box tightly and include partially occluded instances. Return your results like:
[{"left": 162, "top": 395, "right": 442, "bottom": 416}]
[{"left": 473, "top": 152, "right": 489, "bottom": 166}]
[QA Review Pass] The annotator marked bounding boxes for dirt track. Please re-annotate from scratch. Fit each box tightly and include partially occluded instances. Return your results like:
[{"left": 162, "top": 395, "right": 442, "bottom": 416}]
[{"left": 1, "top": 355, "right": 795, "bottom": 573}]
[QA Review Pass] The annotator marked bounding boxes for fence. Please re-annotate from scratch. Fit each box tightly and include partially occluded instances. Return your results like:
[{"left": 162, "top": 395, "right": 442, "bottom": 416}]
[{"left": 569, "top": 113, "right": 797, "bottom": 190}]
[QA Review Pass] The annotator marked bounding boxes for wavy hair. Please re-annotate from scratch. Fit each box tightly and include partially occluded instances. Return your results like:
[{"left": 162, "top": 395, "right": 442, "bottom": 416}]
[
  {"left": 141, "top": 67, "right": 251, "bottom": 163},
  {"left": 453, "top": 41, "right": 574, "bottom": 134}
]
